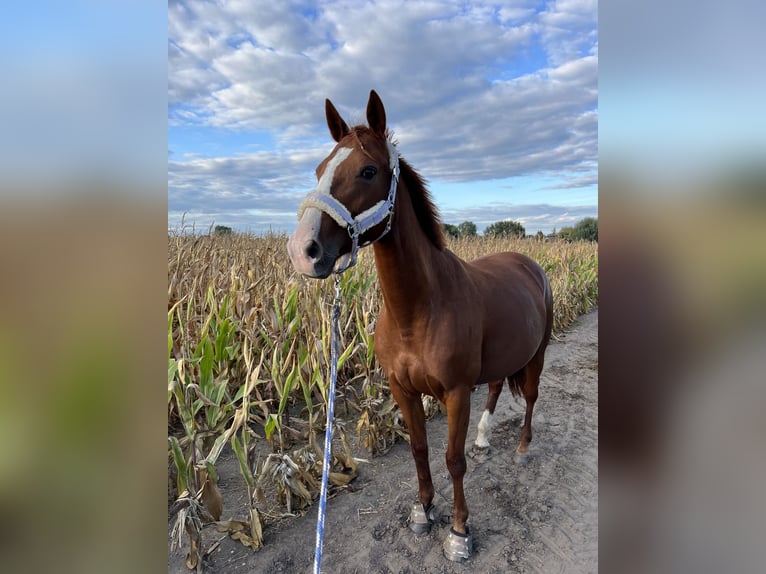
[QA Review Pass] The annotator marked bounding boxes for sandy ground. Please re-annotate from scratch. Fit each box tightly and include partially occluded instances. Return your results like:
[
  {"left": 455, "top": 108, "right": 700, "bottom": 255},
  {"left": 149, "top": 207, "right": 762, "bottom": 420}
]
[{"left": 169, "top": 309, "right": 598, "bottom": 573}]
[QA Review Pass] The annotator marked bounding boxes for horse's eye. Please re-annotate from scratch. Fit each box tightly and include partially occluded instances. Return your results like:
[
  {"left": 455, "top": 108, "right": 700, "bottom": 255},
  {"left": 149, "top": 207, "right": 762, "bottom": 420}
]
[{"left": 360, "top": 166, "right": 377, "bottom": 180}]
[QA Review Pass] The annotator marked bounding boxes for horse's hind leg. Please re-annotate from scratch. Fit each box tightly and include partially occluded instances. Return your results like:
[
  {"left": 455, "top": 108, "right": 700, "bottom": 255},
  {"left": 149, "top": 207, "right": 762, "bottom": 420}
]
[
  {"left": 474, "top": 380, "right": 503, "bottom": 449},
  {"left": 516, "top": 349, "right": 545, "bottom": 459}
]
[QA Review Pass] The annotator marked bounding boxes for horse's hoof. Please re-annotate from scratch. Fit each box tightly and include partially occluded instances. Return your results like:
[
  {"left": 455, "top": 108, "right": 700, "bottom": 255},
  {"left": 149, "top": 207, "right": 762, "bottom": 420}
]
[
  {"left": 443, "top": 527, "right": 473, "bottom": 562},
  {"left": 515, "top": 452, "right": 529, "bottom": 464},
  {"left": 409, "top": 503, "right": 435, "bottom": 535}
]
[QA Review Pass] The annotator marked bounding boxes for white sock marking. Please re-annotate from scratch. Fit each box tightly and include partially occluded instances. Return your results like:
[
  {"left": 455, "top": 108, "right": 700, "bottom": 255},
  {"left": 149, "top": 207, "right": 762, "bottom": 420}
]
[{"left": 475, "top": 409, "right": 493, "bottom": 448}]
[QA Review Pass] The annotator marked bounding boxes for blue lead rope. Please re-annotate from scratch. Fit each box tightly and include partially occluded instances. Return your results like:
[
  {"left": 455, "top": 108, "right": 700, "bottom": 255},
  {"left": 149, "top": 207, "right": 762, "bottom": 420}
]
[{"left": 313, "top": 275, "right": 343, "bottom": 574}]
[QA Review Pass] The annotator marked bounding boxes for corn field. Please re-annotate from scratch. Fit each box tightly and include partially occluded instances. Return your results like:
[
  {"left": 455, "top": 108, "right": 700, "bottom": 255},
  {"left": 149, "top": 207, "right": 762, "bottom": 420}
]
[{"left": 167, "top": 231, "right": 597, "bottom": 566}]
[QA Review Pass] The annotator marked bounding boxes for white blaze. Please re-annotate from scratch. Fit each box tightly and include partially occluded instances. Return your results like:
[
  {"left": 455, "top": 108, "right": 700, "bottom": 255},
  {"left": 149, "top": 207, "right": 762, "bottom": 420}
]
[
  {"left": 316, "top": 147, "right": 353, "bottom": 196},
  {"left": 475, "top": 409, "right": 493, "bottom": 448},
  {"left": 298, "top": 146, "right": 353, "bottom": 232}
]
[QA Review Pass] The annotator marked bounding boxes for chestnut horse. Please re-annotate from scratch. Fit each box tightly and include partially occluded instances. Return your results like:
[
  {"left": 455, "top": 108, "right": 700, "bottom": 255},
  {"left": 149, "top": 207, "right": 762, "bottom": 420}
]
[{"left": 287, "top": 90, "right": 553, "bottom": 562}]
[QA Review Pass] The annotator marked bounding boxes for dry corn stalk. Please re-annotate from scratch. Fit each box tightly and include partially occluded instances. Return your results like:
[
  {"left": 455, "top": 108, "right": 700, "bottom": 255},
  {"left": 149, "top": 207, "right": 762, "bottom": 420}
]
[{"left": 168, "top": 230, "right": 597, "bottom": 550}]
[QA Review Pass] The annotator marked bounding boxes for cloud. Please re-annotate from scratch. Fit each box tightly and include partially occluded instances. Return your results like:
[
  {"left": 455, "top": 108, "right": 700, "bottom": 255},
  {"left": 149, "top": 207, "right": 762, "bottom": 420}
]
[
  {"left": 168, "top": 0, "right": 588, "bottom": 134},
  {"left": 393, "top": 55, "right": 597, "bottom": 182},
  {"left": 168, "top": 0, "right": 598, "bottom": 232},
  {"left": 542, "top": 171, "right": 599, "bottom": 190},
  {"left": 168, "top": 147, "right": 326, "bottom": 210},
  {"left": 538, "top": 0, "right": 598, "bottom": 65}
]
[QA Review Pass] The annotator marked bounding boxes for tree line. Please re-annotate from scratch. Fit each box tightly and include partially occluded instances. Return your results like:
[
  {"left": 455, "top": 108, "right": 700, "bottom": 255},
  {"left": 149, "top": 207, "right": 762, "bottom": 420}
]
[{"left": 443, "top": 217, "right": 597, "bottom": 242}]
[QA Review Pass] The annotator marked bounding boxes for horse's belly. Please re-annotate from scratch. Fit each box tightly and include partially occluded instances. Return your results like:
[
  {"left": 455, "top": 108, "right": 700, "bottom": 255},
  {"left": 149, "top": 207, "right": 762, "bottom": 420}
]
[
  {"left": 477, "top": 358, "right": 529, "bottom": 384},
  {"left": 477, "top": 327, "right": 541, "bottom": 383}
]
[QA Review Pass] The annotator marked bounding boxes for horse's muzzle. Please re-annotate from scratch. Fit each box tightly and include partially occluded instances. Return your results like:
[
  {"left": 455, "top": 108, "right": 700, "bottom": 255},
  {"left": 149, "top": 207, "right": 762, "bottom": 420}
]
[{"left": 286, "top": 235, "right": 332, "bottom": 278}]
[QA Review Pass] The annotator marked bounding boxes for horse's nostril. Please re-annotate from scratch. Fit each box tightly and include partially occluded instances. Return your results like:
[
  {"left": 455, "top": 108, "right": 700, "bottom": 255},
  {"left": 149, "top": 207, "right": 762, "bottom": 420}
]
[{"left": 306, "top": 240, "right": 321, "bottom": 261}]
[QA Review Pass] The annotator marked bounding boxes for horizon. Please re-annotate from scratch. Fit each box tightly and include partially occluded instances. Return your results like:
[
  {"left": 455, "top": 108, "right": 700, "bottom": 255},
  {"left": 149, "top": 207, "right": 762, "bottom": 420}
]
[{"left": 168, "top": 215, "right": 598, "bottom": 238}]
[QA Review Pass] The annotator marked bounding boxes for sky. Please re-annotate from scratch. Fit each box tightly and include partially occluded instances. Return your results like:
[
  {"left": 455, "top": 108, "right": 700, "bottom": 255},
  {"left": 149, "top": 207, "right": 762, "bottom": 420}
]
[{"left": 168, "top": 0, "right": 598, "bottom": 235}]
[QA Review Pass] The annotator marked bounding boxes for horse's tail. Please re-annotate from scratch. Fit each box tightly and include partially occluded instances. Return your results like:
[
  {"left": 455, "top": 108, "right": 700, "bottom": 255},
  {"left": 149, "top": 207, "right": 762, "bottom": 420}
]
[{"left": 507, "top": 370, "right": 526, "bottom": 397}]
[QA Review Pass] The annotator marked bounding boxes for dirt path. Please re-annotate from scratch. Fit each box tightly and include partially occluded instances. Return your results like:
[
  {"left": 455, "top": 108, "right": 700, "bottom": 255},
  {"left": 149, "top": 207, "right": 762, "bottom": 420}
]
[{"left": 169, "top": 309, "right": 598, "bottom": 573}]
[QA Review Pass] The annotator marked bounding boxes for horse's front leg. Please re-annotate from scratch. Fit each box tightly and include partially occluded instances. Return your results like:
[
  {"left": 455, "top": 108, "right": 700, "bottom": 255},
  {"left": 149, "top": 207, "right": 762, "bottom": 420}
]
[
  {"left": 389, "top": 376, "right": 435, "bottom": 534},
  {"left": 443, "top": 386, "right": 473, "bottom": 561}
]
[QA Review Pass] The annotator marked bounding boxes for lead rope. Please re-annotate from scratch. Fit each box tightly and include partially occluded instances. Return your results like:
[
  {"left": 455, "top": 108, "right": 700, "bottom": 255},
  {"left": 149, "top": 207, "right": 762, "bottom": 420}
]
[{"left": 313, "top": 274, "right": 342, "bottom": 574}]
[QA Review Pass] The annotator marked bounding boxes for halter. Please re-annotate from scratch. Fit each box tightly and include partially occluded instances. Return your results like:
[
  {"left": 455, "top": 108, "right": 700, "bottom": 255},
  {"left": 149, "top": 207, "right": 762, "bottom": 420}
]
[{"left": 297, "top": 140, "right": 400, "bottom": 274}]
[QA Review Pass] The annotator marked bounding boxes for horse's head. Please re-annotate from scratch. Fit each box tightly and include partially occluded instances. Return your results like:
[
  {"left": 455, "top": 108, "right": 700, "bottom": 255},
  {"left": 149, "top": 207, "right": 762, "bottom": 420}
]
[{"left": 287, "top": 90, "right": 399, "bottom": 278}]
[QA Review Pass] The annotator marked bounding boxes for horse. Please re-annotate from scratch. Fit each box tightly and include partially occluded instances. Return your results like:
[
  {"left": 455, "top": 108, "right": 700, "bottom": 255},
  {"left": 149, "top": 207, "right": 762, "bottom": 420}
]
[{"left": 287, "top": 90, "right": 553, "bottom": 562}]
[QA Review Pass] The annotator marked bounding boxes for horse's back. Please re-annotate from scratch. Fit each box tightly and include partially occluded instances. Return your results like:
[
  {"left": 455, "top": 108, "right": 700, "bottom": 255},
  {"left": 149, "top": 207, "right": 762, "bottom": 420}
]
[{"left": 466, "top": 251, "right": 548, "bottom": 299}]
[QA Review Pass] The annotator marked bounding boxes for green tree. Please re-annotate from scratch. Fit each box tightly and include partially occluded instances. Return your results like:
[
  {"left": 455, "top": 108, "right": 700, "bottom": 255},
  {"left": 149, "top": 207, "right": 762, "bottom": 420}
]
[
  {"left": 457, "top": 221, "right": 477, "bottom": 238},
  {"left": 535, "top": 230, "right": 545, "bottom": 242},
  {"left": 558, "top": 226, "right": 575, "bottom": 241},
  {"left": 558, "top": 218, "right": 597, "bottom": 242},
  {"left": 573, "top": 217, "right": 598, "bottom": 241},
  {"left": 214, "top": 225, "right": 233, "bottom": 236},
  {"left": 442, "top": 223, "right": 460, "bottom": 238},
  {"left": 484, "top": 220, "right": 525, "bottom": 238}
]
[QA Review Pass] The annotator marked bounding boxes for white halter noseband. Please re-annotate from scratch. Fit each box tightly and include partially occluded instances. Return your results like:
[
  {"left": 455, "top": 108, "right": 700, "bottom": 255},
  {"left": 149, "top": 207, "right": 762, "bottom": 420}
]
[{"left": 297, "top": 140, "right": 400, "bottom": 274}]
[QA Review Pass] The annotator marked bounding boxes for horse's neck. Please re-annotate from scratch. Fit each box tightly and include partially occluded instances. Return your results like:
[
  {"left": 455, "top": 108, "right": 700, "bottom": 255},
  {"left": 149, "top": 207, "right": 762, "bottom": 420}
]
[{"left": 372, "top": 184, "right": 441, "bottom": 328}]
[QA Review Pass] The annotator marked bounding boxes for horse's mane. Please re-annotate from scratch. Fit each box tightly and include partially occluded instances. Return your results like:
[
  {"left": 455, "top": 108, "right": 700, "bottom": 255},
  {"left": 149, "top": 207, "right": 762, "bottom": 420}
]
[
  {"left": 349, "top": 126, "right": 445, "bottom": 250},
  {"left": 397, "top": 155, "right": 446, "bottom": 251}
]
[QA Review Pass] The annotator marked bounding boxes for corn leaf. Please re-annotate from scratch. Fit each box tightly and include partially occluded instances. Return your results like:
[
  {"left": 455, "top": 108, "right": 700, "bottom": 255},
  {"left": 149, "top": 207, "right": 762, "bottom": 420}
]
[{"left": 231, "top": 434, "right": 255, "bottom": 488}]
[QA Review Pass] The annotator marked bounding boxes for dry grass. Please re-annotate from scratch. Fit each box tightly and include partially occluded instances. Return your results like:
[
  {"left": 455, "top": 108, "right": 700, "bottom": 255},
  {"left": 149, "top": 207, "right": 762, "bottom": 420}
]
[{"left": 167, "top": 231, "right": 597, "bottom": 560}]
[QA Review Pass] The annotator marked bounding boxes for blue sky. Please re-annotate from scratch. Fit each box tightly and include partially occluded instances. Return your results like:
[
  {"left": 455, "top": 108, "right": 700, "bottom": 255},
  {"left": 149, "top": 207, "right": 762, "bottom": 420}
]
[{"left": 168, "top": 0, "right": 598, "bottom": 235}]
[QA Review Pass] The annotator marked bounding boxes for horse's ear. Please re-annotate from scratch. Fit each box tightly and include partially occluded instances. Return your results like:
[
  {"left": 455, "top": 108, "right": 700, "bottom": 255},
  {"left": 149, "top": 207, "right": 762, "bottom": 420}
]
[
  {"left": 366, "top": 90, "right": 387, "bottom": 137},
  {"left": 325, "top": 99, "right": 350, "bottom": 142}
]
